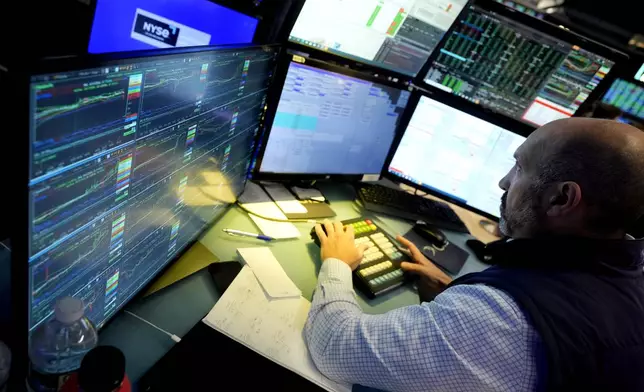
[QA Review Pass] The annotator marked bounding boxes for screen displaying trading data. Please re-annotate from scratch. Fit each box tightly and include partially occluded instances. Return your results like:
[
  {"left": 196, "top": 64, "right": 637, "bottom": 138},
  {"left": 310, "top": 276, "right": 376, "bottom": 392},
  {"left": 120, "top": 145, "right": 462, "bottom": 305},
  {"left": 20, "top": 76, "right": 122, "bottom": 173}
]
[
  {"left": 602, "top": 79, "right": 644, "bottom": 120},
  {"left": 424, "top": 4, "right": 615, "bottom": 126},
  {"left": 388, "top": 96, "right": 525, "bottom": 218},
  {"left": 28, "top": 47, "right": 276, "bottom": 333},
  {"left": 289, "top": 0, "right": 468, "bottom": 76},
  {"left": 88, "top": 0, "right": 258, "bottom": 53},
  {"left": 259, "top": 62, "right": 411, "bottom": 175}
]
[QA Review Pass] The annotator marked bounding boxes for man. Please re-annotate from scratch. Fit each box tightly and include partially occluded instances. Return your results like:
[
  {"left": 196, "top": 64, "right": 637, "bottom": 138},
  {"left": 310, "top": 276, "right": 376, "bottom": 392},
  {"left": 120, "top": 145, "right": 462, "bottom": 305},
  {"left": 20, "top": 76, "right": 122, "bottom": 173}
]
[{"left": 305, "top": 118, "right": 644, "bottom": 392}]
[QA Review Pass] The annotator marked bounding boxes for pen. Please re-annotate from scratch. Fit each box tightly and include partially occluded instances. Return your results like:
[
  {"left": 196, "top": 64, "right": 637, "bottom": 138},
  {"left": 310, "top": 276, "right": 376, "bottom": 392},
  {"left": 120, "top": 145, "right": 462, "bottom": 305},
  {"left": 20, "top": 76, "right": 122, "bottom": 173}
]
[{"left": 223, "top": 228, "right": 274, "bottom": 242}]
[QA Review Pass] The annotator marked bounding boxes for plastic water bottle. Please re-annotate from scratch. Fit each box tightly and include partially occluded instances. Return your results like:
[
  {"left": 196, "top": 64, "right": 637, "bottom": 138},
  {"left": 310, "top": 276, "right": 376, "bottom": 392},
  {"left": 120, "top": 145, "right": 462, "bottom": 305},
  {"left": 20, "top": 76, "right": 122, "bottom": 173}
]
[{"left": 28, "top": 297, "right": 98, "bottom": 392}]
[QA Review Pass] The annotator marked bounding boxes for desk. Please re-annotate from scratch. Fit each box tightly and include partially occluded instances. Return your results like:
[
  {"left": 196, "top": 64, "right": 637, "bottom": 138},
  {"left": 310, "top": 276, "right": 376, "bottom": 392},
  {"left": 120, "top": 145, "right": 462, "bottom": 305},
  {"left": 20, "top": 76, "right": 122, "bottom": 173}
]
[{"left": 98, "top": 182, "right": 495, "bottom": 383}]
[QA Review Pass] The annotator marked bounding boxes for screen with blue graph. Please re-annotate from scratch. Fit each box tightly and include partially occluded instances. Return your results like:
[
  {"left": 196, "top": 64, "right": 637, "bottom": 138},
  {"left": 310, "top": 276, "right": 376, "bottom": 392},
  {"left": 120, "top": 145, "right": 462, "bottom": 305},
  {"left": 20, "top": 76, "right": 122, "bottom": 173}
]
[
  {"left": 27, "top": 46, "right": 276, "bottom": 334},
  {"left": 423, "top": 3, "right": 615, "bottom": 127},
  {"left": 602, "top": 79, "right": 644, "bottom": 120},
  {"left": 88, "top": 0, "right": 258, "bottom": 54},
  {"left": 259, "top": 61, "right": 411, "bottom": 176}
]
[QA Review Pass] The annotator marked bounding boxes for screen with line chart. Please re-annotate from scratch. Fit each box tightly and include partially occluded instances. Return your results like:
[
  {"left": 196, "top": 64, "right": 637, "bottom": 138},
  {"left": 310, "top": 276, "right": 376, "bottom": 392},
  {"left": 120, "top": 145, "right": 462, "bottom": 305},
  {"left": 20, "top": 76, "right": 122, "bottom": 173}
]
[
  {"left": 27, "top": 46, "right": 277, "bottom": 334},
  {"left": 423, "top": 3, "right": 615, "bottom": 126}
]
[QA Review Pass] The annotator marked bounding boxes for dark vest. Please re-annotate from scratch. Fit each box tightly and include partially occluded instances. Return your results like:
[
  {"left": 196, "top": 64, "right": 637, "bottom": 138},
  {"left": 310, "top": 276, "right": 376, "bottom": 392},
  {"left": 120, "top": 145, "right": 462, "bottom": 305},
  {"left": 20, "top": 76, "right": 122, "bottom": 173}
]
[{"left": 449, "top": 237, "right": 644, "bottom": 392}]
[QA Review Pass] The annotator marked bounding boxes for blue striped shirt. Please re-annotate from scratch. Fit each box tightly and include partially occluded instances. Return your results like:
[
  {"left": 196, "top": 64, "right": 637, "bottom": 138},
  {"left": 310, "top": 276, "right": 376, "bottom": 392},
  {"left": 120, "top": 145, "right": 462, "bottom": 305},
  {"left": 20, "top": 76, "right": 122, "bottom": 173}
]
[{"left": 305, "top": 259, "right": 541, "bottom": 392}]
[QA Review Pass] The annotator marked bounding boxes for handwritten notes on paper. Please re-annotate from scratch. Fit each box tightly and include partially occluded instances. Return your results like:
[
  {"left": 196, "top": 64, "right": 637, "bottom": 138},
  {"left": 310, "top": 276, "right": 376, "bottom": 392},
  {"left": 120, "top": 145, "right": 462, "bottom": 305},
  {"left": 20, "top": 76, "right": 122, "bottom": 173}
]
[{"left": 203, "top": 266, "right": 351, "bottom": 392}]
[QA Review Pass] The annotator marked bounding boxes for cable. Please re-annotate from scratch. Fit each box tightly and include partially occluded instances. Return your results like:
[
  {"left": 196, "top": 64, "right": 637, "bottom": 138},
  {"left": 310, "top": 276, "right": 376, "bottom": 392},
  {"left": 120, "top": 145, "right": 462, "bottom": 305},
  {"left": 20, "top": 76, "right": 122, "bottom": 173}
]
[
  {"left": 0, "top": 242, "right": 9, "bottom": 252},
  {"left": 124, "top": 310, "right": 181, "bottom": 343},
  {"left": 235, "top": 201, "right": 319, "bottom": 223}
]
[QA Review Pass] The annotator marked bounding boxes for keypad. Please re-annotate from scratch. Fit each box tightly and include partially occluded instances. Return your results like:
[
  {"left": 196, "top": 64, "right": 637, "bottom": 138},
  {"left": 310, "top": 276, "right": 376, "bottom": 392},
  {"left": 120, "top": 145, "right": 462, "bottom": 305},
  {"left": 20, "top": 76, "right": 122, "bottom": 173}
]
[
  {"left": 348, "top": 219, "right": 407, "bottom": 295},
  {"left": 368, "top": 269, "right": 404, "bottom": 287},
  {"left": 313, "top": 217, "right": 409, "bottom": 298}
]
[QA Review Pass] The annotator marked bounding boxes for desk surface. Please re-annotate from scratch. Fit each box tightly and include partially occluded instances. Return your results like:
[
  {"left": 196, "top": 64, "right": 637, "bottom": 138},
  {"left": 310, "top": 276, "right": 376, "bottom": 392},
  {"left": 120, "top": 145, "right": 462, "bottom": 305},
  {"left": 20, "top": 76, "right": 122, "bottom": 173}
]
[{"left": 98, "top": 181, "right": 495, "bottom": 383}]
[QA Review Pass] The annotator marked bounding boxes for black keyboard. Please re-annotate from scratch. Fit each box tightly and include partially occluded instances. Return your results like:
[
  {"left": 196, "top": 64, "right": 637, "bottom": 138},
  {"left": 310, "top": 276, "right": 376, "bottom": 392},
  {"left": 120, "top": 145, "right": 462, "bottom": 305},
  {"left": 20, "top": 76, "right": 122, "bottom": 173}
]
[{"left": 356, "top": 184, "right": 469, "bottom": 233}]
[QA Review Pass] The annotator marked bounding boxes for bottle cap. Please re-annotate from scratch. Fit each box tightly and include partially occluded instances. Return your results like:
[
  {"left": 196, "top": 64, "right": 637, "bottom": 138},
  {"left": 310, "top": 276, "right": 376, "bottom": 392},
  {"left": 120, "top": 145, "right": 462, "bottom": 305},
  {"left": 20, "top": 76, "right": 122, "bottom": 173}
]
[
  {"left": 54, "top": 297, "right": 84, "bottom": 324},
  {"left": 78, "top": 346, "right": 126, "bottom": 392}
]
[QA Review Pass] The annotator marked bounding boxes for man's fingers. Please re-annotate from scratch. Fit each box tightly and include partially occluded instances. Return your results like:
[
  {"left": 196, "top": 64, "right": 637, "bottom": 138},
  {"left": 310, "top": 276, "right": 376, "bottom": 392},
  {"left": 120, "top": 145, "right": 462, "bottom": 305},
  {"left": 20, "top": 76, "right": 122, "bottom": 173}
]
[
  {"left": 400, "top": 262, "right": 426, "bottom": 275},
  {"left": 357, "top": 244, "right": 370, "bottom": 258},
  {"left": 396, "top": 235, "right": 423, "bottom": 258},
  {"left": 333, "top": 221, "right": 344, "bottom": 234},
  {"left": 314, "top": 224, "right": 327, "bottom": 244},
  {"left": 324, "top": 220, "right": 335, "bottom": 236},
  {"left": 345, "top": 224, "right": 355, "bottom": 239}
]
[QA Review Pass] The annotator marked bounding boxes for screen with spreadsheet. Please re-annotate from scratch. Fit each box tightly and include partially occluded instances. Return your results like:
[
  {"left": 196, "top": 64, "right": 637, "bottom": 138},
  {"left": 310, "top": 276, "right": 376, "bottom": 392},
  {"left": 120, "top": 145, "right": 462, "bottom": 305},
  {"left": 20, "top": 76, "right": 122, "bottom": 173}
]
[
  {"left": 602, "top": 79, "right": 644, "bottom": 120},
  {"left": 423, "top": 2, "right": 616, "bottom": 127},
  {"left": 27, "top": 46, "right": 276, "bottom": 334},
  {"left": 388, "top": 95, "right": 526, "bottom": 218},
  {"left": 258, "top": 61, "right": 411, "bottom": 176},
  {"left": 289, "top": 0, "right": 468, "bottom": 76}
]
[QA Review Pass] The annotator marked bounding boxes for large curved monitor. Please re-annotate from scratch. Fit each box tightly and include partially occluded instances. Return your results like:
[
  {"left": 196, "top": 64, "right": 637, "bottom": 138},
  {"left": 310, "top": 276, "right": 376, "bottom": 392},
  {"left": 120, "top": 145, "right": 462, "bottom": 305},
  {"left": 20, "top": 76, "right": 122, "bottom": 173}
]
[
  {"left": 387, "top": 94, "right": 525, "bottom": 219},
  {"left": 26, "top": 45, "right": 277, "bottom": 334}
]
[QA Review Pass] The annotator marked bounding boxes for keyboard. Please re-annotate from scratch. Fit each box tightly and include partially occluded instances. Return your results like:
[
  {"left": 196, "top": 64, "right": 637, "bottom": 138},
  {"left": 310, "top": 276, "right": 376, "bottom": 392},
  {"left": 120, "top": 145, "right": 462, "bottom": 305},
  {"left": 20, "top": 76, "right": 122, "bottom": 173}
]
[
  {"left": 356, "top": 184, "right": 469, "bottom": 233},
  {"left": 311, "top": 218, "right": 411, "bottom": 299}
]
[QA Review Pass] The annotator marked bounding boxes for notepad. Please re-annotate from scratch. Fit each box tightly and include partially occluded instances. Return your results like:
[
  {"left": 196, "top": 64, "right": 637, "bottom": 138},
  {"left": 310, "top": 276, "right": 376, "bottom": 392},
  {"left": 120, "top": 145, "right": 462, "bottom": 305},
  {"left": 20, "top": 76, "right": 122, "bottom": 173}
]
[
  {"left": 237, "top": 247, "right": 301, "bottom": 299},
  {"left": 203, "top": 266, "right": 351, "bottom": 392}
]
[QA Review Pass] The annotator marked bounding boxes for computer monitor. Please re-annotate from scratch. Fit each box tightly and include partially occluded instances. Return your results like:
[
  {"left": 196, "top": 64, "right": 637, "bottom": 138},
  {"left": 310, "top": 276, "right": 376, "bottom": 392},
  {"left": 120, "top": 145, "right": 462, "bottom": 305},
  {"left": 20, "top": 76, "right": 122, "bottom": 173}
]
[
  {"left": 26, "top": 45, "right": 277, "bottom": 335},
  {"left": 88, "top": 0, "right": 258, "bottom": 53},
  {"left": 635, "top": 63, "right": 644, "bottom": 83},
  {"left": 602, "top": 79, "right": 644, "bottom": 120},
  {"left": 386, "top": 94, "right": 526, "bottom": 220},
  {"left": 255, "top": 58, "right": 412, "bottom": 180},
  {"left": 422, "top": 0, "right": 625, "bottom": 127},
  {"left": 288, "top": 0, "right": 469, "bottom": 76}
]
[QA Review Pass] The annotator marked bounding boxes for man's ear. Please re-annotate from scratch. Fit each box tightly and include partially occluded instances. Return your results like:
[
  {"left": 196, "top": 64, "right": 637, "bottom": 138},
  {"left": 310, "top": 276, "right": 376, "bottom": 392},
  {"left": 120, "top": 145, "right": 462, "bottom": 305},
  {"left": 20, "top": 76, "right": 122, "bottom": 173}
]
[{"left": 546, "top": 182, "right": 582, "bottom": 217}]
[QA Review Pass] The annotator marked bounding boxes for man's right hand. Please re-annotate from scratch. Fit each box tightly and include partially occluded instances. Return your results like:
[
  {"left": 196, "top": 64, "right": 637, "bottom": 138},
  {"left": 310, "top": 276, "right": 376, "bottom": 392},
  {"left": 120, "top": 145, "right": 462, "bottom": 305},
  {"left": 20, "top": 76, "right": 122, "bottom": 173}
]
[{"left": 397, "top": 236, "right": 453, "bottom": 288}]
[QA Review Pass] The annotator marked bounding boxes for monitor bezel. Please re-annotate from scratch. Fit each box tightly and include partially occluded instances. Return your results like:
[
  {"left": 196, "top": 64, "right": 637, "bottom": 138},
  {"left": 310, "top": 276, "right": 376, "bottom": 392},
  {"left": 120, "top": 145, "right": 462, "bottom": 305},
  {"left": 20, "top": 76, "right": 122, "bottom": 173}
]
[
  {"left": 251, "top": 53, "right": 414, "bottom": 182},
  {"left": 15, "top": 44, "right": 279, "bottom": 371},
  {"left": 381, "top": 87, "right": 533, "bottom": 222},
  {"left": 415, "top": 0, "right": 630, "bottom": 128}
]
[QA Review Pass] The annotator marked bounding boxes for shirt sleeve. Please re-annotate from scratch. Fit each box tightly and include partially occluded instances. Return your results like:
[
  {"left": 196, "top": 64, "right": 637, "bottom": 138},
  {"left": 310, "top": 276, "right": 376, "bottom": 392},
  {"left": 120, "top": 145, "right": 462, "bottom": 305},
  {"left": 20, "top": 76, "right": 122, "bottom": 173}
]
[{"left": 304, "top": 259, "right": 540, "bottom": 392}]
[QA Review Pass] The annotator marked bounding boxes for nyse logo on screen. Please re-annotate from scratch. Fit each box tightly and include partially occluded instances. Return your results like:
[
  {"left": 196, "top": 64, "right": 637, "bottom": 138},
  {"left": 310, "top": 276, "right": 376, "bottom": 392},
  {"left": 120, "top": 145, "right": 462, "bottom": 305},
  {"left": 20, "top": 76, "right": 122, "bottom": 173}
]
[{"left": 133, "top": 14, "right": 180, "bottom": 46}]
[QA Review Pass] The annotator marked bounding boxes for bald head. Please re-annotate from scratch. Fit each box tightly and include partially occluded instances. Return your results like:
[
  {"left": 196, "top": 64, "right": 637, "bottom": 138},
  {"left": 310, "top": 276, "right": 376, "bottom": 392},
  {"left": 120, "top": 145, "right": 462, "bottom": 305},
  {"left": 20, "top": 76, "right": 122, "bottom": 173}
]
[{"left": 499, "top": 118, "right": 644, "bottom": 238}]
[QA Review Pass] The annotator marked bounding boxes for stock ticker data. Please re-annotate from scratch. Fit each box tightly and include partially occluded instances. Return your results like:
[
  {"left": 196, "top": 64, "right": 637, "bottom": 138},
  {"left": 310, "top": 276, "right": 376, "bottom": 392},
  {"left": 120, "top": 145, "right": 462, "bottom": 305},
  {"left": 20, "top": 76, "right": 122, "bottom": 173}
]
[
  {"left": 27, "top": 47, "right": 276, "bottom": 333},
  {"left": 259, "top": 62, "right": 411, "bottom": 175},
  {"left": 424, "top": 4, "right": 615, "bottom": 126}
]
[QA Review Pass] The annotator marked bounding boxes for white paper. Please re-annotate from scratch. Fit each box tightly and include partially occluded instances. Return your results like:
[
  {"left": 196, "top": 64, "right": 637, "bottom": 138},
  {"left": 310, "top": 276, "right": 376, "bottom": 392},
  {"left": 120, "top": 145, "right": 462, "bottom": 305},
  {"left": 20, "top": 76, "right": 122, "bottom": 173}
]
[
  {"left": 262, "top": 183, "right": 308, "bottom": 214},
  {"left": 203, "top": 266, "right": 351, "bottom": 392},
  {"left": 239, "top": 181, "right": 273, "bottom": 204},
  {"left": 241, "top": 202, "right": 301, "bottom": 239},
  {"left": 291, "top": 186, "right": 326, "bottom": 202},
  {"left": 237, "top": 247, "right": 301, "bottom": 299},
  {"left": 239, "top": 182, "right": 301, "bottom": 240}
]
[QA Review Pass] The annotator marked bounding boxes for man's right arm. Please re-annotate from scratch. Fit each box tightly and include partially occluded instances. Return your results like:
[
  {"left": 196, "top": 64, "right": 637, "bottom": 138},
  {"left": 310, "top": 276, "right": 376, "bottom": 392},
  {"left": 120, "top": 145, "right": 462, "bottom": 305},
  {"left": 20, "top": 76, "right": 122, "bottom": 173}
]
[{"left": 306, "top": 274, "right": 541, "bottom": 392}]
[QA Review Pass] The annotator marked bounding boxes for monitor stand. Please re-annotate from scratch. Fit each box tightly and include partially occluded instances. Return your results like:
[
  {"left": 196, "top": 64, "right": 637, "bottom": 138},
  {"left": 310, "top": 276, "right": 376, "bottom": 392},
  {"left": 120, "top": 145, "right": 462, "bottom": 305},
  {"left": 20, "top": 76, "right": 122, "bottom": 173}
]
[{"left": 479, "top": 220, "right": 500, "bottom": 236}]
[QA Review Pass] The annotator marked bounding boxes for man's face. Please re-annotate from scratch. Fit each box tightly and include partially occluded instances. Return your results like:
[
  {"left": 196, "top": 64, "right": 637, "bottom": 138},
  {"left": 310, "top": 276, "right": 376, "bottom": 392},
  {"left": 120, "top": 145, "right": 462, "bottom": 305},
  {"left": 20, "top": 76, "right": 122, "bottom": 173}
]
[{"left": 498, "top": 142, "right": 544, "bottom": 238}]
